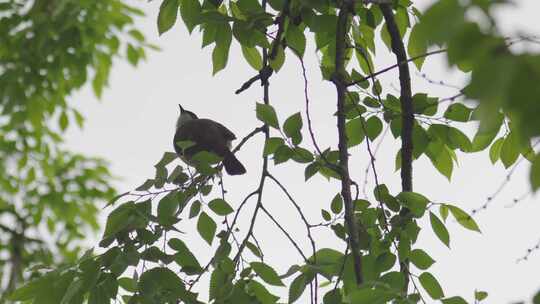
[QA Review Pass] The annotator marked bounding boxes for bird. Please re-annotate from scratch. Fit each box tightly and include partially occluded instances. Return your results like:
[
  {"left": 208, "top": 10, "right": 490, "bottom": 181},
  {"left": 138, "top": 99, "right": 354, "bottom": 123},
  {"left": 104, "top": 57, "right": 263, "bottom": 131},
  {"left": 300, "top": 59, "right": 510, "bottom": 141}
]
[{"left": 173, "top": 105, "right": 246, "bottom": 175}]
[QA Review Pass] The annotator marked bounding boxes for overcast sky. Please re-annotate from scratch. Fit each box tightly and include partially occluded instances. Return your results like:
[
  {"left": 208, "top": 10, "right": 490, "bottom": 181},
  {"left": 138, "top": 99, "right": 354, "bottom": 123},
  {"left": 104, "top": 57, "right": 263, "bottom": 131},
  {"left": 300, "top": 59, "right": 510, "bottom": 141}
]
[{"left": 65, "top": 0, "right": 540, "bottom": 302}]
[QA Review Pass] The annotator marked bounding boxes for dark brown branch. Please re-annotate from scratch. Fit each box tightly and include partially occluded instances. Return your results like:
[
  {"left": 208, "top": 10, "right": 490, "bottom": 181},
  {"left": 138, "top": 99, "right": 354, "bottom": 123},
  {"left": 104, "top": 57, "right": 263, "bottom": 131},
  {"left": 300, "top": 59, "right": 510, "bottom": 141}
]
[
  {"left": 380, "top": 4, "right": 414, "bottom": 194},
  {"left": 331, "top": 0, "right": 364, "bottom": 286},
  {"left": 347, "top": 49, "right": 446, "bottom": 87},
  {"left": 267, "top": 173, "right": 317, "bottom": 259},
  {"left": 380, "top": 3, "right": 415, "bottom": 292},
  {"left": 235, "top": 66, "right": 273, "bottom": 94},
  {"left": 260, "top": 205, "right": 307, "bottom": 261}
]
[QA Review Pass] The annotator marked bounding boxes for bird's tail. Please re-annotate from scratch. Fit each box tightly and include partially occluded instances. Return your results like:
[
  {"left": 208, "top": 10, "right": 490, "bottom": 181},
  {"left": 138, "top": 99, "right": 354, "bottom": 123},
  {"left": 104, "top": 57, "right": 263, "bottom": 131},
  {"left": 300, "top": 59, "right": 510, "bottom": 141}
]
[{"left": 223, "top": 152, "right": 246, "bottom": 175}]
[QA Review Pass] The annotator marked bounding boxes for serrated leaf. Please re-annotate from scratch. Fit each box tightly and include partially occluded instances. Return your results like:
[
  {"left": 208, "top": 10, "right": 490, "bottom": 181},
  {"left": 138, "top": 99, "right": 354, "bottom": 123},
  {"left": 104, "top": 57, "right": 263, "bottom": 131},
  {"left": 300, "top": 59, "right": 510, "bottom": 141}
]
[
  {"left": 208, "top": 198, "right": 234, "bottom": 216},
  {"left": 448, "top": 205, "right": 481, "bottom": 233},
  {"left": 158, "top": 0, "right": 179, "bottom": 35},
  {"left": 429, "top": 212, "right": 450, "bottom": 248},
  {"left": 251, "top": 262, "right": 285, "bottom": 286},
  {"left": 197, "top": 212, "right": 216, "bottom": 245},
  {"left": 256, "top": 103, "right": 280, "bottom": 129},
  {"left": 419, "top": 272, "right": 444, "bottom": 299}
]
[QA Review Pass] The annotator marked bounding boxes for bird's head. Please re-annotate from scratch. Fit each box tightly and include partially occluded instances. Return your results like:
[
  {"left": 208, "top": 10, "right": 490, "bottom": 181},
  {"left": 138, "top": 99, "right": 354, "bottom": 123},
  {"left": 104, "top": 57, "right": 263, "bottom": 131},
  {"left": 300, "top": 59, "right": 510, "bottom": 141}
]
[{"left": 177, "top": 104, "right": 198, "bottom": 128}]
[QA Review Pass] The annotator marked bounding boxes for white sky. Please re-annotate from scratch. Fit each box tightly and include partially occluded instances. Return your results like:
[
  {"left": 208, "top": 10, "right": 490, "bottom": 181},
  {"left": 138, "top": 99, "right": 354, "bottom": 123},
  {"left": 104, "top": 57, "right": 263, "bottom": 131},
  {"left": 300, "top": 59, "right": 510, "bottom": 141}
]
[{"left": 65, "top": 0, "right": 540, "bottom": 302}]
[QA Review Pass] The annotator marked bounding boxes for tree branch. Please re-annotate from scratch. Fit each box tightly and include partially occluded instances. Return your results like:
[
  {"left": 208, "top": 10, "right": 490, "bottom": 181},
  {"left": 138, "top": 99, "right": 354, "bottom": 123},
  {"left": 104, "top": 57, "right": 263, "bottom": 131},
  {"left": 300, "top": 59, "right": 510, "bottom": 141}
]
[
  {"left": 347, "top": 49, "right": 446, "bottom": 87},
  {"left": 331, "top": 0, "right": 364, "bottom": 286},
  {"left": 380, "top": 3, "right": 414, "bottom": 292}
]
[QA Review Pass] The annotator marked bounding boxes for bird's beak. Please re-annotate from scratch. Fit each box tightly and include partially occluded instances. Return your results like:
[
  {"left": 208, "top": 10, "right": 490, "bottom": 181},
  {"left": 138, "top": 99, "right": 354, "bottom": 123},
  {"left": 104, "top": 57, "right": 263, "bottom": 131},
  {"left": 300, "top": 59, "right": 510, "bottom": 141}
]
[{"left": 178, "top": 104, "right": 184, "bottom": 112}]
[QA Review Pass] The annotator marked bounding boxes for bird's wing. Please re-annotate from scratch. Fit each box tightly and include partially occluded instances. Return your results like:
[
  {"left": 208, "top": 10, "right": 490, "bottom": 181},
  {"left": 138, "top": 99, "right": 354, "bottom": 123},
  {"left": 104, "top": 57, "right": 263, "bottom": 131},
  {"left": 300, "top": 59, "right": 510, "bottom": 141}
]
[{"left": 199, "top": 119, "right": 237, "bottom": 140}]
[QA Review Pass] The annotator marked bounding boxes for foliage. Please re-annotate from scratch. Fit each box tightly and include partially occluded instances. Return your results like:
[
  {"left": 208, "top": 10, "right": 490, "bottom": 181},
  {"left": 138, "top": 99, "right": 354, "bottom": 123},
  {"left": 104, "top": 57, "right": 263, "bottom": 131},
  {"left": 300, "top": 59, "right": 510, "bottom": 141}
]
[
  {"left": 10, "top": 0, "right": 540, "bottom": 303},
  {"left": 0, "top": 0, "right": 150, "bottom": 297}
]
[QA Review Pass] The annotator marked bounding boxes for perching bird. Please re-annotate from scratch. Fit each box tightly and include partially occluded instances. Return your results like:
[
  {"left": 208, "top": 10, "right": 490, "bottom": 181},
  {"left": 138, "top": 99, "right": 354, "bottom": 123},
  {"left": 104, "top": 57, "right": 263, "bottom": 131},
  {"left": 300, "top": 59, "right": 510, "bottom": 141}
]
[{"left": 173, "top": 105, "right": 246, "bottom": 175}]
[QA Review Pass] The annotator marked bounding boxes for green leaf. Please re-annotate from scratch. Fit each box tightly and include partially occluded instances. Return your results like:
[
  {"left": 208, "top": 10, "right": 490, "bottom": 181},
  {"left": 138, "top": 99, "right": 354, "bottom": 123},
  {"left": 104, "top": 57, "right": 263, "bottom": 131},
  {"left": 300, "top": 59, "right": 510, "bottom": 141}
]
[
  {"left": 197, "top": 212, "right": 217, "bottom": 245},
  {"left": 345, "top": 118, "right": 365, "bottom": 147},
  {"left": 396, "top": 192, "right": 429, "bottom": 218},
  {"left": 419, "top": 272, "right": 444, "bottom": 299},
  {"left": 441, "top": 296, "right": 468, "bottom": 304},
  {"left": 447, "top": 205, "right": 481, "bottom": 233},
  {"left": 380, "top": 271, "right": 405, "bottom": 291},
  {"left": 531, "top": 153, "right": 540, "bottom": 191},
  {"left": 533, "top": 289, "right": 540, "bottom": 304},
  {"left": 156, "top": 152, "right": 178, "bottom": 168},
  {"left": 409, "top": 249, "right": 435, "bottom": 270},
  {"left": 241, "top": 46, "right": 263, "bottom": 70},
  {"left": 168, "top": 238, "right": 202, "bottom": 274},
  {"left": 251, "top": 262, "right": 285, "bottom": 286},
  {"left": 208, "top": 198, "right": 234, "bottom": 216},
  {"left": 59, "top": 111, "right": 69, "bottom": 131},
  {"left": 283, "top": 112, "right": 303, "bottom": 145},
  {"left": 288, "top": 274, "right": 310, "bottom": 303},
  {"left": 429, "top": 212, "right": 450, "bottom": 248},
  {"left": 158, "top": 0, "right": 179, "bottom": 35},
  {"left": 475, "top": 290, "right": 488, "bottom": 301},
  {"left": 256, "top": 103, "right": 280, "bottom": 129},
  {"left": 126, "top": 44, "right": 139, "bottom": 66},
  {"left": 270, "top": 45, "right": 285, "bottom": 72},
  {"left": 305, "top": 162, "right": 320, "bottom": 181},
  {"left": 264, "top": 137, "right": 285, "bottom": 156},
  {"left": 365, "top": 116, "right": 383, "bottom": 141},
  {"left": 500, "top": 132, "right": 520, "bottom": 168},
  {"left": 189, "top": 200, "right": 201, "bottom": 218},
  {"left": 212, "top": 23, "right": 232, "bottom": 75},
  {"left": 138, "top": 267, "right": 186, "bottom": 300},
  {"left": 426, "top": 141, "right": 453, "bottom": 180},
  {"left": 118, "top": 277, "right": 137, "bottom": 292},
  {"left": 157, "top": 191, "right": 183, "bottom": 225},
  {"left": 321, "top": 209, "right": 331, "bottom": 221},
  {"left": 247, "top": 280, "right": 280, "bottom": 303},
  {"left": 489, "top": 137, "right": 504, "bottom": 164},
  {"left": 330, "top": 193, "right": 343, "bottom": 214},
  {"left": 408, "top": 23, "right": 427, "bottom": 70},
  {"left": 180, "top": 0, "right": 202, "bottom": 33},
  {"left": 444, "top": 103, "right": 472, "bottom": 122},
  {"left": 286, "top": 24, "right": 306, "bottom": 57},
  {"left": 246, "top": 242, "right": 263, "bottom": 258},
  {"left": 375, "top": 252, "right": 397, "bottom": 272},
  {"left": 349, "top": 287, "right": 392, "bottom": 303}
]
